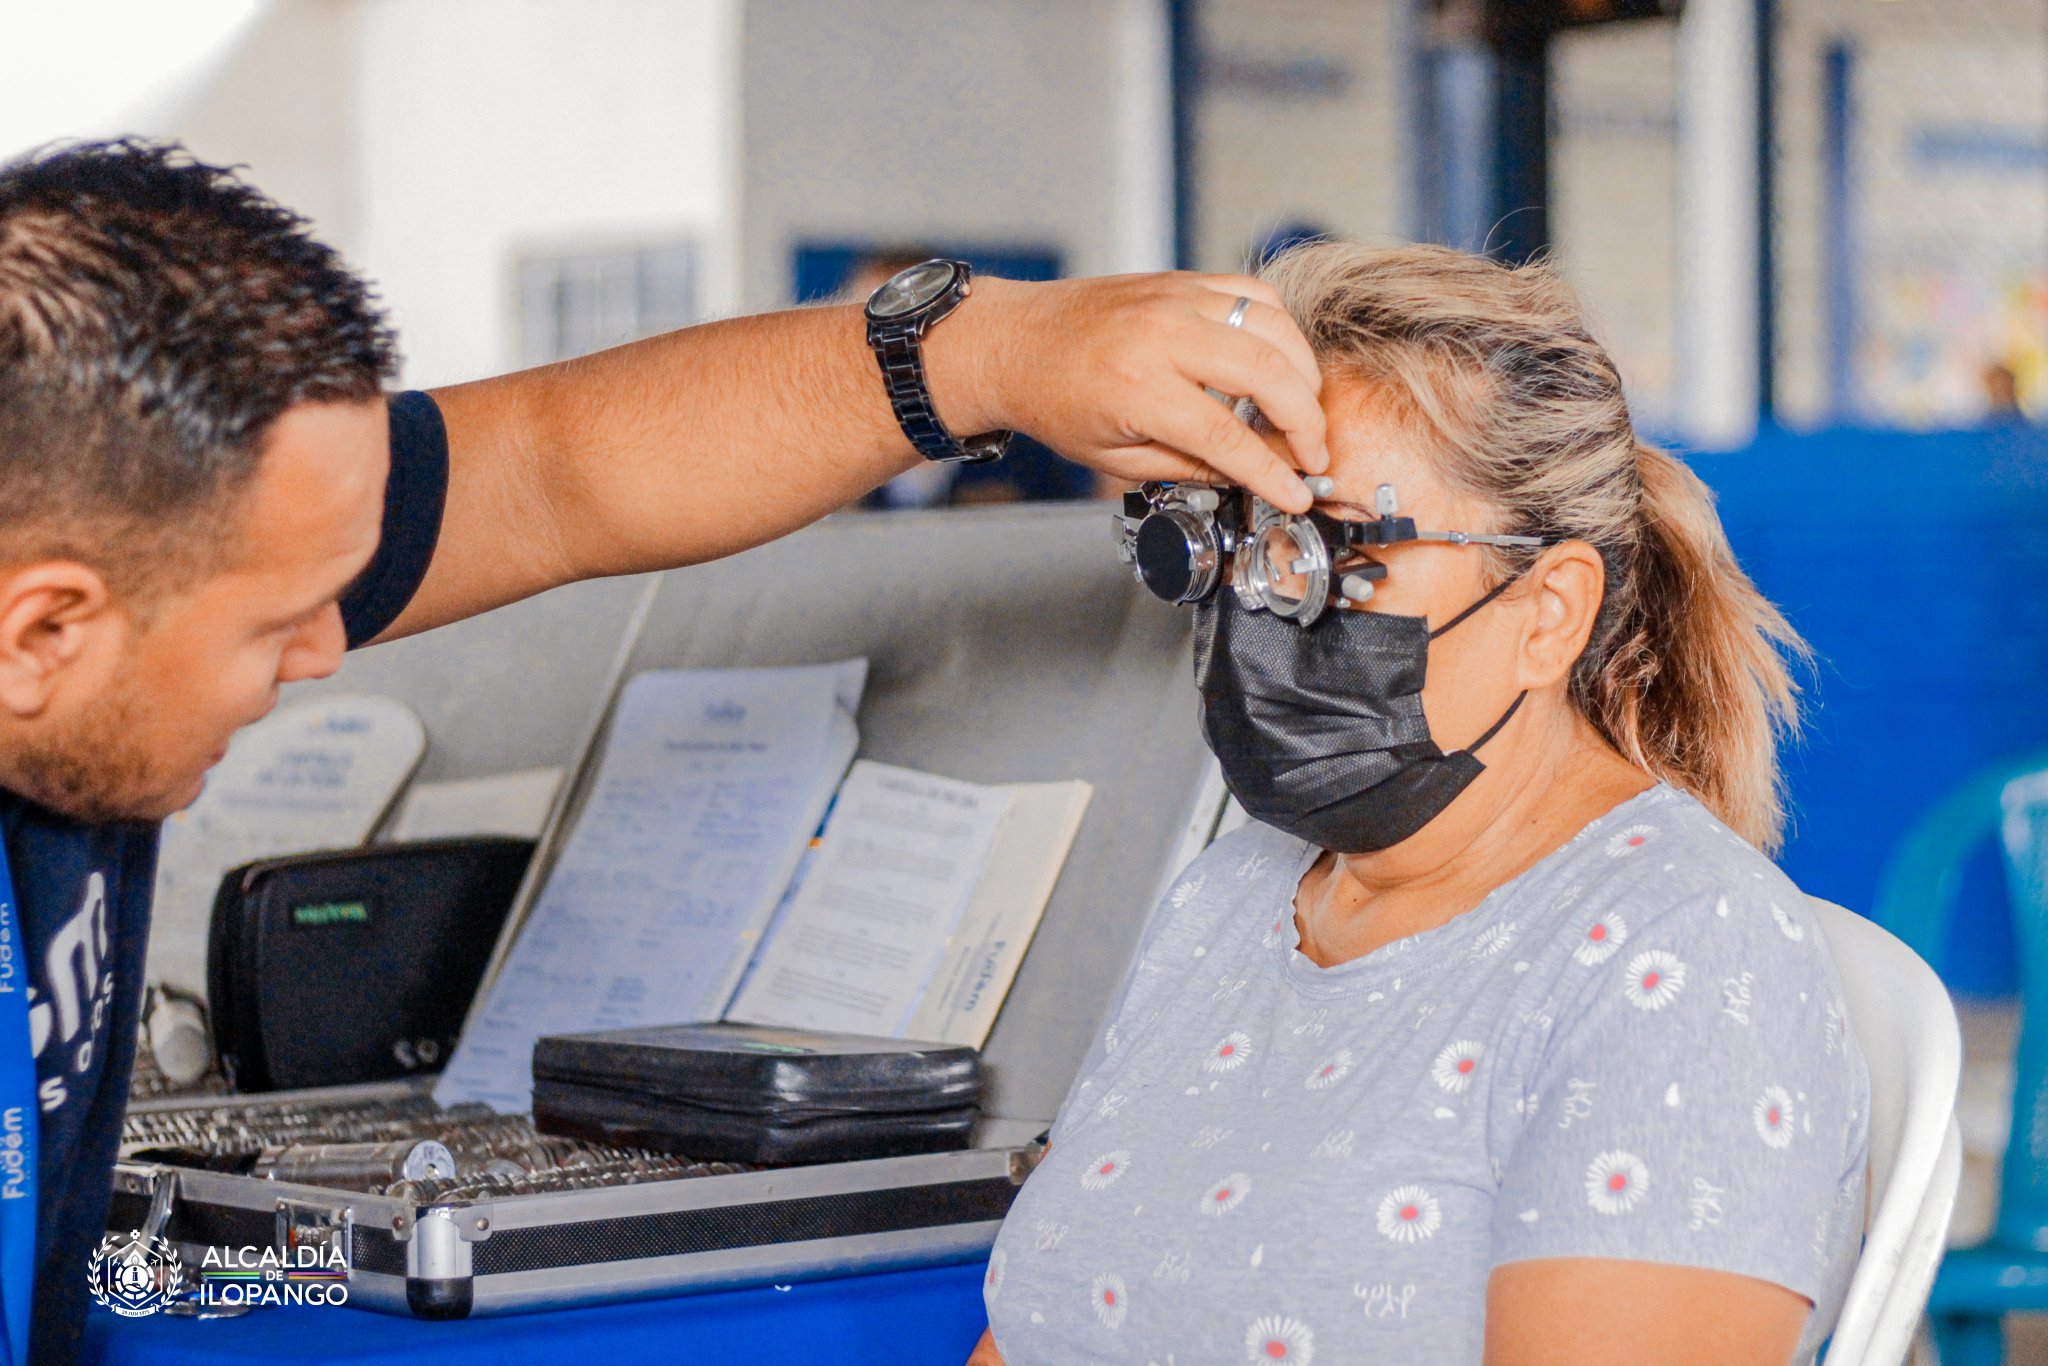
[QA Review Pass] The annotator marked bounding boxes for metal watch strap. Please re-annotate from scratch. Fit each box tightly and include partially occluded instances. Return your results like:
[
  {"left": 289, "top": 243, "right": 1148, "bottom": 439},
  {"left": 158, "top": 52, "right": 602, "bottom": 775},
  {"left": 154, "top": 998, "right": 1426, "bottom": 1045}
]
[{"left": 871, "top": 325, "right": 1005, "bottom": 464}]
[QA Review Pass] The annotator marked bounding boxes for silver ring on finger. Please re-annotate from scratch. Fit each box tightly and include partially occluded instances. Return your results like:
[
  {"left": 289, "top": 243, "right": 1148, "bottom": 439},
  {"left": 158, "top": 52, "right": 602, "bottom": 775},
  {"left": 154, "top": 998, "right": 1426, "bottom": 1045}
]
[{"left": 1226, "top": 296, "right": 1252, "bottom": 330}]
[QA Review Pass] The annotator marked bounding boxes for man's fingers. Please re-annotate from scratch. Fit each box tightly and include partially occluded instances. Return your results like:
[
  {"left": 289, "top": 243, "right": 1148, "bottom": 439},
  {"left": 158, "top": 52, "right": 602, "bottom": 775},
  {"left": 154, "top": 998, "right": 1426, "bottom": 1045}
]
[
  {"left": 1145, "top": 391, "right": 1313, "bottom": 512},
  {"left": 1196, "top": 274, "right": 1286, "bottom": 314},
  {"left": 1184, "top": 288, "right": 1327, "bottom": 474},
  {"left": 1179, "top": 318, "right": 1326, "bottom": 467},
  {"left": 1203, "top": 296, "right": 1321, "bottom": 395},
  {"left": 1091, "top": 443, "right": 1211, "bottom": 487}
]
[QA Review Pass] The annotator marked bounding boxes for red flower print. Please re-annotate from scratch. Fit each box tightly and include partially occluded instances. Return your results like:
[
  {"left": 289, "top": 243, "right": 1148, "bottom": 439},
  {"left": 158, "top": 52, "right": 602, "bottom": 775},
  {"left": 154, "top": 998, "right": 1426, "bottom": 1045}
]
[{"left": 1245, "top": 1315, "right": 1314, "bottom": 1362}]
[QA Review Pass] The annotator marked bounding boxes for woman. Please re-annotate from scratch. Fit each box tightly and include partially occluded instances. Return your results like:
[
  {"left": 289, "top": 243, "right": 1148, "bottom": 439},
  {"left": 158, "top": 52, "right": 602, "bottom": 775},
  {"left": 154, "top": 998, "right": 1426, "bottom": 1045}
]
[{"left": 971, "top": 244, "right": 1868, "bottom": 1365}]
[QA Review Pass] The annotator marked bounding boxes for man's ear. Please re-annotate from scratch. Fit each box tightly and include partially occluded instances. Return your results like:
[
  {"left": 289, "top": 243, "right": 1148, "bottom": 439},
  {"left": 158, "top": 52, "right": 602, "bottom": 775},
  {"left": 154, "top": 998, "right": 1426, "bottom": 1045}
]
[
  {"left": 1513, "top": 541, "right": 1606, "bottom": 692},
  {"left": 0, "top": 561, "right": 123, "bottom": 719}
]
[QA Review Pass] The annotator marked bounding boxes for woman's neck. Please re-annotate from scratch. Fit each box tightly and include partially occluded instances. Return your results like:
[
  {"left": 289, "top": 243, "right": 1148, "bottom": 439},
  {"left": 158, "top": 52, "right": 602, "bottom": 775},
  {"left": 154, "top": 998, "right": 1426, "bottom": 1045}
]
[{"left": 1292, "top": 709, "right": 1653, "bottom": 969}]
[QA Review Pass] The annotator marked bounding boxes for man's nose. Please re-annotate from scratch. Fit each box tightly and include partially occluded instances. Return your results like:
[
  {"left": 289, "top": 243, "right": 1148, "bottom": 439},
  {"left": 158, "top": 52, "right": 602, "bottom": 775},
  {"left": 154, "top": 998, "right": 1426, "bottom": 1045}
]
[{"left": 276, "top": 604, "right": 347, "bottom": 684}]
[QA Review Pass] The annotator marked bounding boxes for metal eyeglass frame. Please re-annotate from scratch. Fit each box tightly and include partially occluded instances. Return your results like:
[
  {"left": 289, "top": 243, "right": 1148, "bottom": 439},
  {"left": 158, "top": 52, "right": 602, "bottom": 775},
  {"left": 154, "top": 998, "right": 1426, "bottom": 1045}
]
[{"left": 1114, "top": 479, "right": 1553, "bottom": 628}]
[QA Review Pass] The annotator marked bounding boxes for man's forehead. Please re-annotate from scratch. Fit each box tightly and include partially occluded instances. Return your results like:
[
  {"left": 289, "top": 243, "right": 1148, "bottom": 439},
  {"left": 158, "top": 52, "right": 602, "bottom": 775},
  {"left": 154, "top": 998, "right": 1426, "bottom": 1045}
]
[{"left": 230, "top": 398, "right": 388, "bottom": 570}]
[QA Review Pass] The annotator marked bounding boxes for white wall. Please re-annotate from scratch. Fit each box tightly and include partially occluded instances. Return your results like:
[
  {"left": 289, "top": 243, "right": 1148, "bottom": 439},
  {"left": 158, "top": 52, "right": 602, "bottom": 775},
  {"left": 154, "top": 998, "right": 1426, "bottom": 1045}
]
[
  {"left": 352, "top": 0, "right": 741, "bottom": 388},
  {"left": 1552, "top": 20, "right": 1684, "bottom": 435},
  {"left": 738, "top": 0, "right": 1172, "bottom": 309},
  {"left": 56, "top": 0, "right": 1174, "bottom": 382},
  {"left": 1193, "top": 0, "right": 1408, "bottom": 272},
  {"left": 1673, "top": 0, "right": 1759, "bottom": 449},
  {"left": 4, "top": 2, "right": 359, "bottom": 270},
  {"left": 0, "top": 1, "right": 267, "bottom": 166},
  {"left": 150, "top": 0, "right": 363, "bottom": 252}
]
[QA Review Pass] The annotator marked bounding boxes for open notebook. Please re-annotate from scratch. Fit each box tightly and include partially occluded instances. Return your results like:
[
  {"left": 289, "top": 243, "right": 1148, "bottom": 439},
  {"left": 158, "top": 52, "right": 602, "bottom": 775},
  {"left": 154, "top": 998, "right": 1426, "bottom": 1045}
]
[
  {"left": 726, "top": 760, "right": 1092, "bottom": 1048},
  {"left": 435, "top": 663, "right": 1090, "bottom": 1114}
]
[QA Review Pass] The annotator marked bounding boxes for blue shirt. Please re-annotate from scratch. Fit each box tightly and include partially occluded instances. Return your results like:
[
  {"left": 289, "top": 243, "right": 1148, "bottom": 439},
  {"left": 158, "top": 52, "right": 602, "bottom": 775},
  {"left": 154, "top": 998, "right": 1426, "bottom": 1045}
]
[
  {"left": 987, "top": 786, "right": 1870, "bottom": 1365},
  {"left": 5, "top": 390, "right": 446, "bottom": 1366}
]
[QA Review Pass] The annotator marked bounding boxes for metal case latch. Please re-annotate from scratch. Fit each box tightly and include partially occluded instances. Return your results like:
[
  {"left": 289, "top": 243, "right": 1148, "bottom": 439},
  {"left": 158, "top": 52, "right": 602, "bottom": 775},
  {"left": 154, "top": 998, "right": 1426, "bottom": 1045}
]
[
  {"left": 139, "top": 1166, "right": 180, "bottom": 1243},
  {"left": 276, "top": 1197, "right": 354, "bottom": 1268}
]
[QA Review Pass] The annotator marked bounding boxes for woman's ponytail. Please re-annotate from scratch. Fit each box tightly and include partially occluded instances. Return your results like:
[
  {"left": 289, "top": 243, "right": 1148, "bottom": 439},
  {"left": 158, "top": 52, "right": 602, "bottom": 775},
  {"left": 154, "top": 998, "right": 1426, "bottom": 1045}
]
[{"left": 1579, "top": 444, "right": 1806, "bottom": 852}]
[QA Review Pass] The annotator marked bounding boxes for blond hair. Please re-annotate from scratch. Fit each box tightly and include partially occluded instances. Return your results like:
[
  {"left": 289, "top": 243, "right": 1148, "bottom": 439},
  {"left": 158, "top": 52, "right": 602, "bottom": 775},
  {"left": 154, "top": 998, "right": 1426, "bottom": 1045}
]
[{"left": 1262, "top": 242, "right": 1805, "bottom": 852}]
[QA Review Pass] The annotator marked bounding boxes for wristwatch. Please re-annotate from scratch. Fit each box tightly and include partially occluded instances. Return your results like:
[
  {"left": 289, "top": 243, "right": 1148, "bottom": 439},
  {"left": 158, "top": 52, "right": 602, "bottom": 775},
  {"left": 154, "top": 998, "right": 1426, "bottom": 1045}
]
[{"left": 864, "top": 259, "right": 1013, "bottom": 465}]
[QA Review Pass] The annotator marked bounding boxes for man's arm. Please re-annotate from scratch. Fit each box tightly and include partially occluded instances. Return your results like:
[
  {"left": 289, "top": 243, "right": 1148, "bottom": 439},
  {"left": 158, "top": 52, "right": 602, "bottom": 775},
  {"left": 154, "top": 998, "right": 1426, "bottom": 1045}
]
[{"left": 377, "top": 272, "right": 1326, "bottom": 639}]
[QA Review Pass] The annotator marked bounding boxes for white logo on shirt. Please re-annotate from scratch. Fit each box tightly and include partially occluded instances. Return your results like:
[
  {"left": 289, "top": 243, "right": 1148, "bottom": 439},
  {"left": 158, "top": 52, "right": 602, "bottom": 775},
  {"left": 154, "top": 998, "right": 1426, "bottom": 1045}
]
[
  {"left": 1556, "top": 1078, "right": 1597, "bottom": 1130},
  {"left": 1720, "top": 972, "right": 1755, "bottom": 1026},
  {"left": 1353, "top": 1281, "right": 1418, "bottom": 1319},
  {"left": 30, "top": 872, "right": 114, "bottom": 1113},
  {"left": 1151, "top": 1250, "right": 1192, "bottom": 1284},
  {"left": 1688, "top": 1176, "right": 1727, "bottom": 1232}
]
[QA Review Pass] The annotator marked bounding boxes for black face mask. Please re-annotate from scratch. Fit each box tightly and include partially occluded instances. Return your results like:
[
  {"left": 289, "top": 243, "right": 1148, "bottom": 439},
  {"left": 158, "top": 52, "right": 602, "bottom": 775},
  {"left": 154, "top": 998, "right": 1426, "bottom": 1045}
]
[{"left": 1192, "top": 581, "right": 1525, "bottom": 854}]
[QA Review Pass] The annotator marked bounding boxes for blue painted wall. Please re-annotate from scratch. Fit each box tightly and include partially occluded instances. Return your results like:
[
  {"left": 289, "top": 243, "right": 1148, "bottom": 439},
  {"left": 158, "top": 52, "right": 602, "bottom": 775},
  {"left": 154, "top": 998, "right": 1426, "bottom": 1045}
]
[{"left": 1691, "top": 422, "right": 2048, "bottom": 996}]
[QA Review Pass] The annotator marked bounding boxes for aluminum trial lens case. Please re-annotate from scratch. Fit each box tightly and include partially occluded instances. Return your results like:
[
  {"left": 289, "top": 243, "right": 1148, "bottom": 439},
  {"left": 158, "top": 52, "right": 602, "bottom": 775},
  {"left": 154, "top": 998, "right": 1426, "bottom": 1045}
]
[{"left": 110, "top": 504, "right": 1223, "bottom": 1319}]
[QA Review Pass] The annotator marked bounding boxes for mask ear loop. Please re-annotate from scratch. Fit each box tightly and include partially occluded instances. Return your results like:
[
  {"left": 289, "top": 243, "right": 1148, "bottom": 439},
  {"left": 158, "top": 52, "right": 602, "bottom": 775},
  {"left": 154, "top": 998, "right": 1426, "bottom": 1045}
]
[
  {"left": 1427, "top": 571, "right": 1523, "bottom": 640},
  {"left": 1464, "top": 691, "right": 1526, "bottom": 755},
  {"left": 1424, "top": 566, "right": 1531, "bottom": 756}
]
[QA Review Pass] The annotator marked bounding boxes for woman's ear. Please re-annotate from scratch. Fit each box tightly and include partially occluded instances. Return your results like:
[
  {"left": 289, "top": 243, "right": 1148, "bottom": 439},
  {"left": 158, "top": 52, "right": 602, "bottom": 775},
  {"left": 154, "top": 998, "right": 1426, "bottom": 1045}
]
[
  {"left": 1514, "top": 541, "right": 1605, "bottom": 692},
  {"left": 0, "top": 561, "right": 119, "bottom": 719}
]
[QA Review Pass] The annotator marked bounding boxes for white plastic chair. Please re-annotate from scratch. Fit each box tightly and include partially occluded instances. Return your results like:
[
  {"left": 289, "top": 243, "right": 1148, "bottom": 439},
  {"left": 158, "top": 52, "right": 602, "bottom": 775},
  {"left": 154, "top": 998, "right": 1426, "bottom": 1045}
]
[{"left": 1809, "top": 898, "right": 1965, "bottom": 1365}]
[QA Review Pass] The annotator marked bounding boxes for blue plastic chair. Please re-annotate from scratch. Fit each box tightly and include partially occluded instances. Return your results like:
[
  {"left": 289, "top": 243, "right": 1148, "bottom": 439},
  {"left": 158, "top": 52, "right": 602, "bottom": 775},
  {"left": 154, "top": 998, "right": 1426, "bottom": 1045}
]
[{"left": 1874, "top": 755, "right": 2048, "bottom": 1365}]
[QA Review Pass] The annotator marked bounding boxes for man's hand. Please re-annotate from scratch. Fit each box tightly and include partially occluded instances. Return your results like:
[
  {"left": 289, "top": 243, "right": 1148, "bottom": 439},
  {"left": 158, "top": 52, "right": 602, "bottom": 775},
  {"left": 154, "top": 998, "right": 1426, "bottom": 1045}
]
[{"left": 929, "top": 273, "right": 1328, "bottom": 513}]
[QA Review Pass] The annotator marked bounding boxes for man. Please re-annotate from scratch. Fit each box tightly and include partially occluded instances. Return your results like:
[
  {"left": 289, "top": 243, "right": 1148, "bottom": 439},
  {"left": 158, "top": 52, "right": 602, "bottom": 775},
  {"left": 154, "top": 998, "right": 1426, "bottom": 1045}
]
[{"left": 0, "top": 140, "right": 1325, "bottom": 1361}]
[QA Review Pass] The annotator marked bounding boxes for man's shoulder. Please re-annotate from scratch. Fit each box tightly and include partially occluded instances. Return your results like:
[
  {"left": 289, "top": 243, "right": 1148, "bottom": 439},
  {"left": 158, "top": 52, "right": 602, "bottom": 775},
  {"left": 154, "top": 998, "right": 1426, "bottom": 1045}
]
[
  {"left": 1, "top": 787, "right": 161, "bottom": 907},
  {"left": 1, "top": 786, "right": 159, "bottom": 848},
  {"left": 339, "top": 389, "right": 449, "bottom": 648}
]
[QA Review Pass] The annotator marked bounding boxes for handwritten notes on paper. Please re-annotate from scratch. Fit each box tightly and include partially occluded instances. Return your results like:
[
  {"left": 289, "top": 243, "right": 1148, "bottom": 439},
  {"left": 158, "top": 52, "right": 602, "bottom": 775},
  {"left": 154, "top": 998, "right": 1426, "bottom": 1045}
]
[{"left": 434, "top": 661, "right": 865, "bottom": 1113}]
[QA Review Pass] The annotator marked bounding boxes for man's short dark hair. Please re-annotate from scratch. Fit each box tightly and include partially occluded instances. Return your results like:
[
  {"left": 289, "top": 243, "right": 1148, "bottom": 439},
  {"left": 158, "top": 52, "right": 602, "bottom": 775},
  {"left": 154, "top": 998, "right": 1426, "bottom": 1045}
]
[{"left": 0, "top": 138, "right": 399, "bottom": 594}]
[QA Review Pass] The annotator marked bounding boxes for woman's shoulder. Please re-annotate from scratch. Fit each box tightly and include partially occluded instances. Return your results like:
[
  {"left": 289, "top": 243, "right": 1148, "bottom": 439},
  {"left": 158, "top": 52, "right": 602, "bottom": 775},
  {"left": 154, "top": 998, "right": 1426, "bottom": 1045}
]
[
  {"left": 1539, "top": 785, "right": 1815, "bottom": 933},
  {"left": 1136, "top": 821, "right": 1311, "bottom": 951},
  {"left": 1160, "top": 820, "right": 1312, "bottom": 910},
  {"left": 1518, "top": 785, "right": 1861, "bottom": 1063},
  {"left": 1502, "top": 785, "right": 1854, "bottom": 1033},
  {"left": 1491, "top": 797, "right": 1871, "bottom": 1332}
]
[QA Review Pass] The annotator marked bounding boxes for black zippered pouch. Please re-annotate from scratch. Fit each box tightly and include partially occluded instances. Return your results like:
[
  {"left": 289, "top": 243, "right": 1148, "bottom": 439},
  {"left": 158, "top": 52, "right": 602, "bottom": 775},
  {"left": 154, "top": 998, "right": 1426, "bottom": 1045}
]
[{"left": 530, "top": 1022, "right": 983, "bottom": 1165}]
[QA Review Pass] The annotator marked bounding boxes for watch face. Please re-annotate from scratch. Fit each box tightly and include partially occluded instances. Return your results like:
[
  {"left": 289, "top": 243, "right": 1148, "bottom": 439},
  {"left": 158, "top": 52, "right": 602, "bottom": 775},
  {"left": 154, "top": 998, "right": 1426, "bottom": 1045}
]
[{"left": 866, "top": 260, "right": 958, "bottom": 321}]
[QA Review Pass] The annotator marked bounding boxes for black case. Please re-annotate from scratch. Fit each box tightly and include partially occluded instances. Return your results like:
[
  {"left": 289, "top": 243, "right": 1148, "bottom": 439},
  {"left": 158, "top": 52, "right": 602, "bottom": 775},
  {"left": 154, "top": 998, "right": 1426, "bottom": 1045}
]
[
  {"left": 208, "top": 837, "right": 535, "bottom": 1092},
  {"left": 531, "top": 1022, "right": 984, "bottom": 1164}
]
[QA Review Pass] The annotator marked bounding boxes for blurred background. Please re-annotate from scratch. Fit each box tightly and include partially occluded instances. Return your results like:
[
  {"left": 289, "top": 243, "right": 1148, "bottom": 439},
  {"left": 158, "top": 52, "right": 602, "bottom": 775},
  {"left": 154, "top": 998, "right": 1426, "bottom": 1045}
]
[{"left": 4, "top": 0, "right": 2045, "bottom": 1354}]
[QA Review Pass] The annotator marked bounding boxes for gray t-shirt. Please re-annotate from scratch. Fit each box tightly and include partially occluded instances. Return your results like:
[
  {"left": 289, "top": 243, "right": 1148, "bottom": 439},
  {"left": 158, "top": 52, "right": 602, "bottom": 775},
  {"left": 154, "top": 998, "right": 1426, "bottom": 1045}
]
[{"left": 985, "top": 784, "right": 1869, "bottom": 1365}]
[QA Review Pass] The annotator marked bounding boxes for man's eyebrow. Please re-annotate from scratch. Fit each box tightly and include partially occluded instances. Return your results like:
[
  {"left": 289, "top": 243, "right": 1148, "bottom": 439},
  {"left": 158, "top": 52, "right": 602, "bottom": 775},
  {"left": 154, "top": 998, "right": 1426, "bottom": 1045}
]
[
  {"left": 267, "top": 591, "right": 339, "bottom": 630},
  {"left": 266, "top": 553, "right": 375, "bottom": 630}
]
